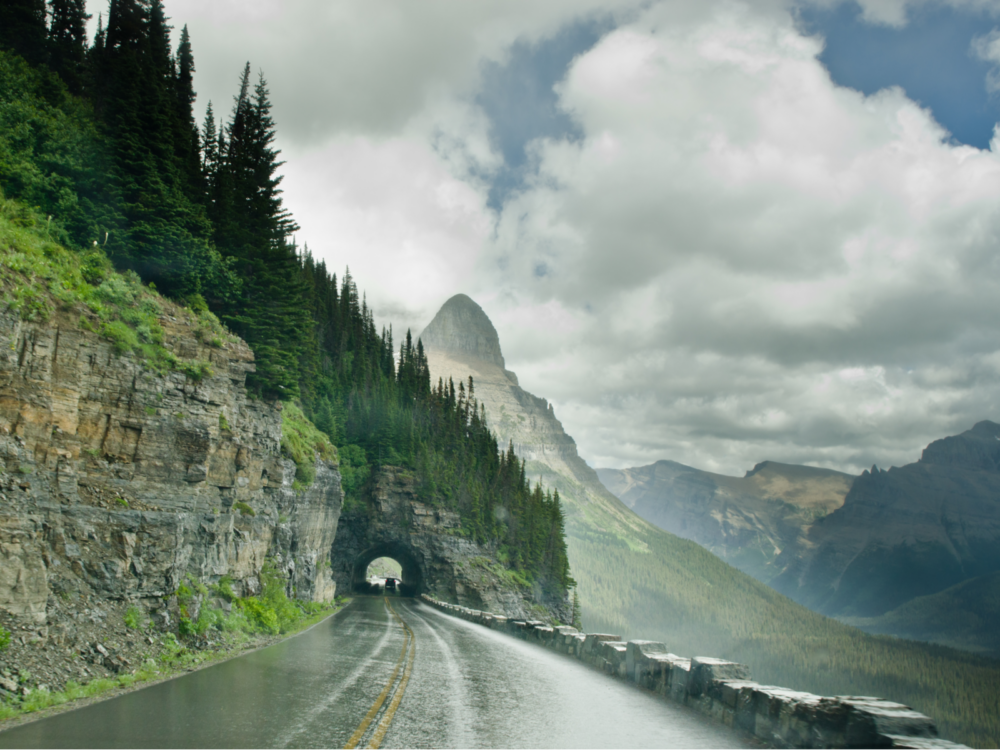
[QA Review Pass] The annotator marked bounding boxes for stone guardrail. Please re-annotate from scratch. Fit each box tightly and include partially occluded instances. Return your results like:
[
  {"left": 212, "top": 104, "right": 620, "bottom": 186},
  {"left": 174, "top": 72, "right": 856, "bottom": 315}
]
[{"left": 419, "top": 594, "right": 967, "bottom": 749}]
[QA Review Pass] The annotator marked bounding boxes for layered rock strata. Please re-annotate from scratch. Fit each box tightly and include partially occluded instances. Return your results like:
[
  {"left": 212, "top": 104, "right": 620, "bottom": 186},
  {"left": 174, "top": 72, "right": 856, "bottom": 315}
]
[
  {"left": 421, "top": 595, "right": 967, "bottom": 750},
  {"left": 0, "top": 302, "right": 343, "bottom": 639}
]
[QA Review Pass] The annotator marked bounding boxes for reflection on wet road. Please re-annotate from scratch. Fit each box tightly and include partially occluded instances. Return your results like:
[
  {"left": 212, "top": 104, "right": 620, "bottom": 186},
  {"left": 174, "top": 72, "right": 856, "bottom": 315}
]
[{"left": 0, "top": 598, "right": 750, "bottom": 748}]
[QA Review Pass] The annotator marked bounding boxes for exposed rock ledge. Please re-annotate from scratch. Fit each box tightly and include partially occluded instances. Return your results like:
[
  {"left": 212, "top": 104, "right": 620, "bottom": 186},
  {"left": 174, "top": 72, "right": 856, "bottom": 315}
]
[{"left": 0, "top": 302, "right": 342, "bottom": 644}]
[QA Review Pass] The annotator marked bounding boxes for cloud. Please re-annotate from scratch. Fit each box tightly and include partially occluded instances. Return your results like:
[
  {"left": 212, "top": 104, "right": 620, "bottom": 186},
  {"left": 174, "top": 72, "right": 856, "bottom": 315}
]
[
  {"left": 479, "top": 0, "right": 1000, "bottom": 475},
  {"left": 972, "top": 27, "right": 1000, "bottom": 93},
  {"left": 150, "top": 0, "right": 642, "bottom": 146},
  {"left": 95, "top": 0, "right": 1000, "bottom": 478},
  {"left": 803, "top": 0, "right": 1000, "bottom": 28},
  {"left": 280, "top": 132, "right": 493, "bottom": 335}
]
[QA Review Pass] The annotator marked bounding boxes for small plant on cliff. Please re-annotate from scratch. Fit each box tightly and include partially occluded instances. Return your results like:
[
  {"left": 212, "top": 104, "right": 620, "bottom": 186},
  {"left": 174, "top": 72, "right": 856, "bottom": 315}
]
[
  {"left": 234, "top": 502, "right": 255, "bottom": 517},
  {"left": 0, "top": 625, "right": 10, "bottom": 652},
  {"left": 124, "top": 605, "right": 143, "bottom": 630},
  {"left": 211, "top": 575, "right": 235, "bottom": 601},
  {"left": 280, "top": 401, "right": 337, "bottom": 489},
  {"left": 234, "top": 560, "right": 298, "bottom": 635}
]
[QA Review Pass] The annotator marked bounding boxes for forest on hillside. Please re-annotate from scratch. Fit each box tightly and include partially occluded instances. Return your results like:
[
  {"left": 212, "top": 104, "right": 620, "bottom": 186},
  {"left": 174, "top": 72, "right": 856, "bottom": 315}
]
[{"left": 0, "top": 0, "right": 572, "bottom": 595}]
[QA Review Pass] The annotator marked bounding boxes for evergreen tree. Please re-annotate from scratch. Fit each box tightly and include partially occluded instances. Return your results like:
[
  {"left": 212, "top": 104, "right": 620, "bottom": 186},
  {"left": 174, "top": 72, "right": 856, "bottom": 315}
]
[
  {"left": 90, "top": 0, "right": 229, "bottom": 299},
  {"left": 214, "top": 65, "right": 310, "bottom": 398},
  {"left": 173, "top": 25, "right": 202, "bottom": 197},
  {"left": 200, "top": 101, "right": 218, "bottom": 190},
  {"left": 47, "top": 0, "right": 89, "bottom": 92},
  {"left": 0, "top": 0, "right": 48, "bottom": 65}
]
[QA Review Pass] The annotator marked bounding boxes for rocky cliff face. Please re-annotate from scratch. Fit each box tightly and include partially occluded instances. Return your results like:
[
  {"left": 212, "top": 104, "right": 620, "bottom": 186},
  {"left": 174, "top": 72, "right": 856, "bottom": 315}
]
[
  {"left": 330, "top": 467, "right": 567, "bottom": 621},
  {"left": 596, "top": 460, "right": 853, "bottom": 583},
  {"left": 0, "top": 301, "right": 343, "bottom": 634},
  {"left": 770, "top": 421, "right": 1000, "bottom": 619}
]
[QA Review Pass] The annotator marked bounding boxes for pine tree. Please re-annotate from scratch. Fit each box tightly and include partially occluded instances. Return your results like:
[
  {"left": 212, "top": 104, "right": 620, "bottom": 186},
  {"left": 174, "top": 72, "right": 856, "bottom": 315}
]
[
  {"left": 0, "top": 0, "right": 48, "bottom": 65},
  {"left": 214, "top": 66, "right": 310, "bottom": 398},
  {"left": 90, "top": 0, "right": 226, "bottom": 298},
  {"left": 173, "top": 25, "right": 202, "bottom": 197},
  {"left": 47, "top": 0, "right": 89, "bottom": 92}
]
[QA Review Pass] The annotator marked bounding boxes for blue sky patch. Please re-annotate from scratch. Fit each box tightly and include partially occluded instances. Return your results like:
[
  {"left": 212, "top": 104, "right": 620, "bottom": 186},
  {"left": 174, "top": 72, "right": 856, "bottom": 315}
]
[
  {"left": 477, "top": 18, "right": 611, "bottom": 210},
  {"left": 796, "top": 2, "right": 1000, "bottom": 149}
]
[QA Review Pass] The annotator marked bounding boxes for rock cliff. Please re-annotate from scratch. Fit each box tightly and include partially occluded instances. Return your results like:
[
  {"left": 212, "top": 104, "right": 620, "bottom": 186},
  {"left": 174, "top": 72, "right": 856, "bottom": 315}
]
[{"left": 0, "top": 300, "right": 343, "bottom": 636}]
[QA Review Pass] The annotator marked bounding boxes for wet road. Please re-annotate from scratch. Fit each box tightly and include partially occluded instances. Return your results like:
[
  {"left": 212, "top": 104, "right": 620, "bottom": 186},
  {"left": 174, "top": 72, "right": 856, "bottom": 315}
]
[{"left": 0, "top": 597, "right": 750, "bottom": 748}]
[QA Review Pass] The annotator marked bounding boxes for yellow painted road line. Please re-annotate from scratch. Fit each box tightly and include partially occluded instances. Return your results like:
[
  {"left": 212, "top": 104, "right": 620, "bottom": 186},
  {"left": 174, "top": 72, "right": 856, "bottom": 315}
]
[
  {"left": 367, "top": 610, "right": 416, "bottom": 750},
  {"left": 343, "top": 599, "right": 410, "bottom": 749}
]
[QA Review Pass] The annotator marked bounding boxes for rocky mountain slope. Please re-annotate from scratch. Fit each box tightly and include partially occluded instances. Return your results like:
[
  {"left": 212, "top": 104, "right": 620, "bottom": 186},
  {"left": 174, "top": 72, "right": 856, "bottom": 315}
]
[
  {"left": 0, "top": 284, "right": 344, "bottom": 694},
  {"left": 770, "top": 420, "right": 1000, "bottom": 619},
  {"left": 420, "top": 295, "right": 651, "bottom": 549},
  {"left": 596, "top": 460, "right": 854, "bottom": 583}
]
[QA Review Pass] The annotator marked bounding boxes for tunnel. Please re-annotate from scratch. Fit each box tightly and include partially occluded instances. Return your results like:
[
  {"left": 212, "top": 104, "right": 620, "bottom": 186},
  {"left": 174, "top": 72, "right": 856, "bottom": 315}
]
[{"left": 351, "top": 541, "right": 423, "bottom": 597}]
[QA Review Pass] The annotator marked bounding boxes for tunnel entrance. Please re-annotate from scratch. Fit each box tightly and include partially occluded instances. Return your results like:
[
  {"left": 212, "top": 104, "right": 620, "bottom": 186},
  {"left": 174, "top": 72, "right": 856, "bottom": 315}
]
[{"left": 351, "top": 542, "right": 423, "bottom": 597}]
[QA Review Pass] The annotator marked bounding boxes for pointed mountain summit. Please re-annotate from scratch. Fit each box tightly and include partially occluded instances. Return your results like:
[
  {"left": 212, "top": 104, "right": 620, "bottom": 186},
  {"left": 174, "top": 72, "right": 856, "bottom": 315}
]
[{"left": 419, "top": 294, "right": 506, "bottom": 369}]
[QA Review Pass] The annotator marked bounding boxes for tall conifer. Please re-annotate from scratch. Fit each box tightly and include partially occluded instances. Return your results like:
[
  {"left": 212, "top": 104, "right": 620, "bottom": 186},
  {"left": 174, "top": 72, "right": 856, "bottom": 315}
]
[
  {"left": 47, "top": 0, "right": 89, "bottom": 92},
  {"left": 0, "top": 0, "right": 48, "bottom": 65}
]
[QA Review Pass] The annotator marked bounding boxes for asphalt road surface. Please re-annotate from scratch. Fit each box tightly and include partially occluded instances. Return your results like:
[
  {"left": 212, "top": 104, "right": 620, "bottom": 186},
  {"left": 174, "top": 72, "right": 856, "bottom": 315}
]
[{"left": 0, "top": 597, "right": 751, "bottom": 748}]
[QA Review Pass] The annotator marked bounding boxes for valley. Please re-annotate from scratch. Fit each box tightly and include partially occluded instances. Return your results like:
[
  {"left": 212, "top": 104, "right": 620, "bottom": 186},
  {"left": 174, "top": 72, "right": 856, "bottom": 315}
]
[{"left": 420, "top": 293, "right": 1000, "bottom": 748}]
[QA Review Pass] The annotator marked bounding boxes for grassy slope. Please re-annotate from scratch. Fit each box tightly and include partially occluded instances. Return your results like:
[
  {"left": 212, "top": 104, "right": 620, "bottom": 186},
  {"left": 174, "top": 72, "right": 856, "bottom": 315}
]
[{"left": 561, "top": 474, "right": 1000, "bottom": 748}]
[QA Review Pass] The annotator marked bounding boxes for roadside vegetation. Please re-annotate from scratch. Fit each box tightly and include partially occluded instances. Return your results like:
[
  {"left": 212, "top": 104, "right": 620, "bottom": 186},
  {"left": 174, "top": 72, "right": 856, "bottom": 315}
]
[{"left": 0, "top": 574, "right": 346, "bottom": 725}]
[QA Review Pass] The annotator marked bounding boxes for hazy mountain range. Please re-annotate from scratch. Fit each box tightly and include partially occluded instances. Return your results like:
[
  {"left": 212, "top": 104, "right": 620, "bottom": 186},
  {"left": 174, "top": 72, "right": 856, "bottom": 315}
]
[
  {"left": 416, "top": 293, "right": 1000, "bottom": 745},
  {"left": 598, "top": 422, "right": 1000, "bottom": 657}
]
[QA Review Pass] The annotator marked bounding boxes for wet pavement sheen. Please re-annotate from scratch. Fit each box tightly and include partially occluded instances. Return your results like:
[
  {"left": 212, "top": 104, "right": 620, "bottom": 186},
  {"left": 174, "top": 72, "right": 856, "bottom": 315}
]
[{"left": 0, "top": 597, "right": 751, "bottom": 748}]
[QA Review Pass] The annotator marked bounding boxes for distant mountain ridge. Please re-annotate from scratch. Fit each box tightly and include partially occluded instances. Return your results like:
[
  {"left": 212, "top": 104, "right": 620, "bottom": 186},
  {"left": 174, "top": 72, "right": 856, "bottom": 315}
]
[
  {"left": 770, "top": 420, "right": 1000, "bottom": 619},
  {"left": 596, "top": 460, "right": 854, "bottom": 583},
  {"left": 597, "top": 421, "right": 1000, "bottom": 659}
]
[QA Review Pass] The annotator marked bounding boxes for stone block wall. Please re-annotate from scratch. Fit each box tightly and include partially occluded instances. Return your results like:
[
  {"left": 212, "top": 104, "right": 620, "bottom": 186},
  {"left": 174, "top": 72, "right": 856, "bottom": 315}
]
[{"left": 420, "top": 594, "right": 967, "bottom": 750}]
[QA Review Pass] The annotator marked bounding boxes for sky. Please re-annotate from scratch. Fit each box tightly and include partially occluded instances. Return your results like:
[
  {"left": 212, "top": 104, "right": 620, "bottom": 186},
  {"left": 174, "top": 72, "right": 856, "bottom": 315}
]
[{"left": 87, "top": 0, "right": 1000, "bottom": 477}]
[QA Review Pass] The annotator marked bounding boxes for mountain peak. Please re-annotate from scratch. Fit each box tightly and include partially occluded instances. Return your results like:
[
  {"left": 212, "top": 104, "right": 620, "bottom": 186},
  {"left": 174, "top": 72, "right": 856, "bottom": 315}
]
[
  {"left": 919, "top": 419, "right": 1000, "bottom": 472},
  {"left": 419, "top": 294, "right": 506, "bottom": 368}
]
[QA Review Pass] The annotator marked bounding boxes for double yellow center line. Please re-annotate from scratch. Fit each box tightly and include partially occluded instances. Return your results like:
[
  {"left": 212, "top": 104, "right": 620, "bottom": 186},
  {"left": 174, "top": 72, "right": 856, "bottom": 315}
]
[{"left": 344, "top": 598, "right": 416, "bottom": 749}]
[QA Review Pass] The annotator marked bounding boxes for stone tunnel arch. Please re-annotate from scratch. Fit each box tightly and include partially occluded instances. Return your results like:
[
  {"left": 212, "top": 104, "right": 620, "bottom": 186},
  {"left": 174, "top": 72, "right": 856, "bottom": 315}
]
[{"left": 351, "top": 541, "right": 423, "bottom": 597}]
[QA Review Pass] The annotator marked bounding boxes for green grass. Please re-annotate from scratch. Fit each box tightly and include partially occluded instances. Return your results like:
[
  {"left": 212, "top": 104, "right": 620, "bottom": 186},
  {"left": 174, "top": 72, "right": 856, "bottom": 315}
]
[
  {"left": 0, "top": 193, "right": 217, "bottom": 379},
  {"left": 281, "top": 401, "right": 337, "bottom": 488},
  {"left": 0, "top": 595, "right": 348, "bottom": 726}
]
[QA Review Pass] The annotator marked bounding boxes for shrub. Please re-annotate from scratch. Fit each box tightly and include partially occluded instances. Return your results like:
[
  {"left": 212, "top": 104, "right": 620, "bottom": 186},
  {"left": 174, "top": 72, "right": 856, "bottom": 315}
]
[
  {"left": 101, "top": 320, "right": 138, "bottom": 355},
  {"left": 238, "top": 597, "right": 279, "bottom": 635},
  {"left": 234, "top": 502, "right": 255, "bottom": 517},
  {"left": 0, "top": 625, "right": 10, "bottom": 651},
  {"left": 124, "top": 605, "right": 142, "bottom": 630},
  {"left": 211, "top": 575, "right": 235, "bottom": 601},
  {"left": 280, "top": 401, "right": 337, "bottom": 489}
]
